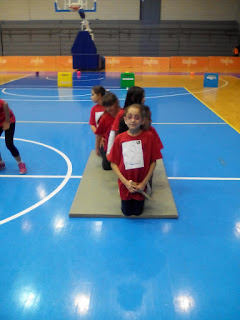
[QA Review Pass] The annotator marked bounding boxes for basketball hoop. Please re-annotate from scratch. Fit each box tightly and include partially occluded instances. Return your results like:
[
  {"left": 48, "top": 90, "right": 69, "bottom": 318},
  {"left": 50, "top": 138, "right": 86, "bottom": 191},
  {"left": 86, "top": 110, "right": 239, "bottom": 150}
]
[{"left": 68, "top": 3, "right": 81, "bottom": 11}]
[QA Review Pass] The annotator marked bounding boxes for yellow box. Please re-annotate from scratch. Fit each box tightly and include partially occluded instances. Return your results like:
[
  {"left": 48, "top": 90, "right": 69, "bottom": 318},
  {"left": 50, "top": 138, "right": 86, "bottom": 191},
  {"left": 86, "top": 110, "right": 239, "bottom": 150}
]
[{"left": 57, "top": 72, "right": 72, "bottom": 87}]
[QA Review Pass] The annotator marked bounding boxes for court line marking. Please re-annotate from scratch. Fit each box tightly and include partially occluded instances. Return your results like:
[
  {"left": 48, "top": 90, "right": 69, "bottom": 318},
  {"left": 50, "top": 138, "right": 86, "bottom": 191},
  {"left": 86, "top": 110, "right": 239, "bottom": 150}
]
[
  {"left": 0, "top": 137, "right": 72, "bottom": 226},
  {"left": 0, "top": 90, "right": 215, "bottom": 100},
  {"left": 16, "top": 121, "right": 226, "bottom": 125},
  {"left": 46, "top": 77, "right": 104, "bottom": 81},
  {"left": 1, "top": 78, "right": 227, "bottom": 100},
  {"left": 185, "top": 79, "right": 239, "bottom": 133},
  {"left": 1, "top": 88, "right": 91, "bottom": 98},
  {"left": 1, "top": 175, "right": 239, "bottom": 181},
  {"left": 168, "top": 177, "right": 240, "bottom": 181},
  {"left": 0, "top": 74, "right": 33, "bottom": 86}
]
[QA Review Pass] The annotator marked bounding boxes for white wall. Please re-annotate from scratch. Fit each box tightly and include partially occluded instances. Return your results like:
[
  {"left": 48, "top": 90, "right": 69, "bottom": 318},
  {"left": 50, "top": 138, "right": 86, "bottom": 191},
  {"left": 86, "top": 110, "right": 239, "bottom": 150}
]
[
  {"left": 1, "top": 0, "right": 239, "bottom": 23},
  {"left": 161, "top": 0, "right": 240, "bottom": 21},
  {"left": 0, "top": 0, "right": 140, "bottom": 21}
]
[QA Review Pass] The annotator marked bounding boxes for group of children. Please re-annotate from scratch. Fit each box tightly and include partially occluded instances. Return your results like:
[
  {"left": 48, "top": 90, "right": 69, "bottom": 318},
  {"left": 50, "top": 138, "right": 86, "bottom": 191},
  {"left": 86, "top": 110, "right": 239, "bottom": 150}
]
[
  {"left": 89, "top": 85, "right": 163, "bottom": 216},
  {"left": 0, "top": 84, "right": 163, "bottom": 217}
]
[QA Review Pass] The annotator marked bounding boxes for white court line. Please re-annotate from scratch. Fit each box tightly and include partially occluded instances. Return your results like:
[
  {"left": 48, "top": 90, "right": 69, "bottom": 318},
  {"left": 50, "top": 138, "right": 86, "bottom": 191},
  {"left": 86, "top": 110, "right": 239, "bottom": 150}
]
[
  {"left": 16, "top": 120, "right": 226, "bottom": 125},
  {"left": 1, "top": 175, "right": 239, "bottom": 181},
  {"left": 168, "top": 177, "right": 240, "bottom": 181},
  {"left": 0, "top": 175, "right": 82, "bottom": 178},
  {"left": 46, "top": 77, "right": 104, "bottom": 81},
  {"left": 0, "top": 73, "right": 33, "bottom": 86},
  {"left": 1, "top": 88, "right": 91, "bottom": 98},
  {"left": 0, "top": 137, "right": 72, "bottom": 226},
  {"left": 152, "top": 122, "right": 226, "bottom": 125},
  {"left": 17, "top": 121, "right": 89, "bottom": 124},
  {"left": 1, "top": 78, "right": 228, "bottom": 101}
]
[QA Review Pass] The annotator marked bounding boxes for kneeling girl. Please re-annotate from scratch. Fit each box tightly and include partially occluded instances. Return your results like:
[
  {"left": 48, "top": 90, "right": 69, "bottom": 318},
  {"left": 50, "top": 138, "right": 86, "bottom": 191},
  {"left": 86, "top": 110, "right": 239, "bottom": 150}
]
[{"left": 108, "top": 104, "right": 161, "bottom": 216}]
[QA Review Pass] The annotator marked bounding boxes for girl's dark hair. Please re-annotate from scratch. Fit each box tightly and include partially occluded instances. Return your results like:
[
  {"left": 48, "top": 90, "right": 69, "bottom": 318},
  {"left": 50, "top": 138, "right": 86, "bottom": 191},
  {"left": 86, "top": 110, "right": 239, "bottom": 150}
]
[
  {"left": 118, "top": 118, "right": 129, "bottom": 134},
  {"left": 119, "top": 86, "right": 145, "bottom": 133},
  {"left": 102, "top": 92, "right": 119, "bottom": 107},
  {"left": 142, "top": 105, "right": 151, "bottom": 119},
  {"left": 92, "top": 85, "right": 105, "bottom": 96},
  {"left": 124, "top": 86, "right": 145, "bottom": 108}
]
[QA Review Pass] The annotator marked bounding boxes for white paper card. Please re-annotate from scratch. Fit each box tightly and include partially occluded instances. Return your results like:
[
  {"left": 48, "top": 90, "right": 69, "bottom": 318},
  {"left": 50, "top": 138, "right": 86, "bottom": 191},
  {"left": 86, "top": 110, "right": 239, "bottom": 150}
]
[
  {"left": 95, "top": 111, "right": 104, "bottom": 126},
  {"left": 122, "top": 140, "right": 144, "bottom": 170}
]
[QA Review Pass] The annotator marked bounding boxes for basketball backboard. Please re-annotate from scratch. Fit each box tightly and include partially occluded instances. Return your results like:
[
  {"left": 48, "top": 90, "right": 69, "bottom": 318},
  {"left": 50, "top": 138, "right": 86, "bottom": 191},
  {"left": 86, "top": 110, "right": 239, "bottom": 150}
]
[{"left": 54, "top": 0, "right": 97, "bottom": 12}]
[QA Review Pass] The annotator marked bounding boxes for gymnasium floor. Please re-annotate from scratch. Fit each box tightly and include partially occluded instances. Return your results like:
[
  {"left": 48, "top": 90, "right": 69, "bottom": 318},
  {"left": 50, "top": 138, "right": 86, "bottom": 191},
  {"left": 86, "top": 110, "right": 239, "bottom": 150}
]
[{"left": 0, "top": 71, "right": 240, "bottom": 320}]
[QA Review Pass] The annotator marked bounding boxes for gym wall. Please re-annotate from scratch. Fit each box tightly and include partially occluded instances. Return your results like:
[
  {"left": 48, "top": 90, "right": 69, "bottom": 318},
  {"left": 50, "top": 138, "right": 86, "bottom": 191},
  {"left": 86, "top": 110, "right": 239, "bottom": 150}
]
[{"left": 0, "top": 0, "right": 239, "bottom": 22}]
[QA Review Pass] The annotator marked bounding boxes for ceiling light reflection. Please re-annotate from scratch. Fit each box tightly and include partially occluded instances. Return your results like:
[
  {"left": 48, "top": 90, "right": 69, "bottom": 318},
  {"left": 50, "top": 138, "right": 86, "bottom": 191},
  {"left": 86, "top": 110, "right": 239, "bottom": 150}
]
[
  {"left": 22, "top": 221, "right": 32, "bottom": 233},
  {"left": 174, "top": 294, "right": 195, "bottom": 313},
  {"left": 234, "top": 222, "right": 240, "bottom": 238},
  {"left": 53, "top": 216, "right": 66, "bottom": 233},
  {"left": 36, "top": 184, "right": 47, "bottom": 199},
  {"left": 20, "top": 288, "right": 40, "bottom": 309},
  {"left": 74, "top": 293, "right": 90, "bottom": 314},
  {"left": 93, "top": 221, "right": 102, "bottom": 233},
  {"left": 161, "top": 223, "right": 172, "bottom": 234}
]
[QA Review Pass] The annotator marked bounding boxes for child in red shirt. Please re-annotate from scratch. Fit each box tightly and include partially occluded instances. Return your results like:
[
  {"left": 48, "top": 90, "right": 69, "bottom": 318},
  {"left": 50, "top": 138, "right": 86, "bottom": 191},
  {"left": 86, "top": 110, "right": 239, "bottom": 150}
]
[
  {"left": 89, "top": 85, "right": 105, "bottom": 133},
  {"left": 142, "top": 105, "right": 164, "bottom": 194},
  {"left": 95, "top": 92, "right": 122, "bottom": 170},
  {"left": 0, "top": 99, "right": 27, "bottom": 174},
  {"left": 108, "top": 104, "right": 161, "bottom": 216},
  {"left": 107, "top": 86, "right": 145, "bottom": 155}
]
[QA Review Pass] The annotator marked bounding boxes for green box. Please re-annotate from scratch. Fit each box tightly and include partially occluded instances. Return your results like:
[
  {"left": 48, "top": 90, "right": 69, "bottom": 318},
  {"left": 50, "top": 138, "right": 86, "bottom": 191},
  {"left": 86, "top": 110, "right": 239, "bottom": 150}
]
[{"left": 120, "top": 72, "right": 135, "bottom": 88}]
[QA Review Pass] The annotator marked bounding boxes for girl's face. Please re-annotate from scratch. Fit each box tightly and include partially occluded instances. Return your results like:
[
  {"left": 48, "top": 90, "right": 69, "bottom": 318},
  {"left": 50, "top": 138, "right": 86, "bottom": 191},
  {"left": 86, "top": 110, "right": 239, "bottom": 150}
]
[
  {"left": 91, "top": 90, "right": 101, "bottom": 103},
  {"left": 124, "top": 106, "right": 144, "bottom": 132},
  {"left": 105, "top": 103, "right": 119, "bottom": 117}
]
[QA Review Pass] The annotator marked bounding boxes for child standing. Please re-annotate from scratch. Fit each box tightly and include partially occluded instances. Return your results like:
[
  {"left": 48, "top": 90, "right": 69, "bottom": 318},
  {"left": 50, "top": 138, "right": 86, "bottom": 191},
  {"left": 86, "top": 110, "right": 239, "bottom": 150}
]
[
  {"left": 107, "top": 86, "right": 145, "bottom": 155},
  {"left": 0, "top": 99, "right": 27, "bottom": 174},
  {"left": 95, "top": 92, "right": 122, "bottom": 170},
  {"left": 108, "top": 104, "right": 160, "bottom": 216},
  {"left": 89, "top": 85, "right": 105, "bottom": 133}
]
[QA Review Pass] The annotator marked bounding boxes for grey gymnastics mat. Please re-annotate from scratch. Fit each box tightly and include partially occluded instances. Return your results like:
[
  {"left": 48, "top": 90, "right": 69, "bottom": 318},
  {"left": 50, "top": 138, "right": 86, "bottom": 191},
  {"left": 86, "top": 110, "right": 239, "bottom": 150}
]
[{"left": 69, "top": 151, "right": 178, "bottom": 218}]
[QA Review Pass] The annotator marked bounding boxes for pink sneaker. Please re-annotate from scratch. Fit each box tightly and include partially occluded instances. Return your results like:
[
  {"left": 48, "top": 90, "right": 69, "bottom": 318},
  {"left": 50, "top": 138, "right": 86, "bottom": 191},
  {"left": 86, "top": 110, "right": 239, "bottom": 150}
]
[
  {"left": 18, "top": 162, "right": 27, "bottom": 174},
  {"left": 0, "top": 161, "right": 5, "bottom": 170}
]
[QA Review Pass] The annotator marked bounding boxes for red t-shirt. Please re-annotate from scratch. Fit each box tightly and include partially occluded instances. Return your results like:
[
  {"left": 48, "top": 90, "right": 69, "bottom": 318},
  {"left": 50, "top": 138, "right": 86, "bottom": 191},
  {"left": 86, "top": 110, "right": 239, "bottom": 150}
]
[
  {"left": 95, "top": 111, "right": 118, "bottom": 151},
  {"left": 108, "top": 130, "right": 161, "bottom": 200},
  {"left": 111, "top": 109, "right": 124, "bottom": 131},
  {"left": 149, "top": 126, "right": 164, "bottom": 156},
  {"left": 0, "top": 99, "right": 15, "bottom": 127},
  {"left": 89, "top": 104, "right": 105, "bottom": 127}
]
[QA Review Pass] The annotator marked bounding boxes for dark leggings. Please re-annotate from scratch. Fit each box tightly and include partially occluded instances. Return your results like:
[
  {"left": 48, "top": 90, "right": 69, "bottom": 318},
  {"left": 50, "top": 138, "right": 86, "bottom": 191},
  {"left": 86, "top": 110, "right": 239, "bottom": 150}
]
[
  {"left": 121, "top": 199, "right": 145, "bottom": 216},
  {"left": 0, "top": 122, "right": 19, "bottom": 158},
  {"left": 99, "top": 146, "right": 112, "bottom": 170}
]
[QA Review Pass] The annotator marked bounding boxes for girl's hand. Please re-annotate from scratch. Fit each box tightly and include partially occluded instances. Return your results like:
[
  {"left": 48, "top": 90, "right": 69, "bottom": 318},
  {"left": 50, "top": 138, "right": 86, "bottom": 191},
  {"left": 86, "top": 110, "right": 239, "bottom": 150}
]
[
  {"left": 126, "top": 180, "right": 138, "bottom": 193},
  {"left": 2, "top": 121, "right": 10, "bottom": 131},
  {"left": 136, "top": 182, "right": 146, "bottom": 192},
  {"left": 100, "top": 137, "right": 105, "bottom": 148}
]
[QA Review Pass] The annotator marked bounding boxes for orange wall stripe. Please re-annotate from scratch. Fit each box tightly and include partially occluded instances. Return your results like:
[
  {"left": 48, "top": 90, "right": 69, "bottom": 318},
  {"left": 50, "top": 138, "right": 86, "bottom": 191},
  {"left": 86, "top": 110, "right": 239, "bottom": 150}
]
[{"left": 0, "top": 56, "right": 240, "bottom": 72}]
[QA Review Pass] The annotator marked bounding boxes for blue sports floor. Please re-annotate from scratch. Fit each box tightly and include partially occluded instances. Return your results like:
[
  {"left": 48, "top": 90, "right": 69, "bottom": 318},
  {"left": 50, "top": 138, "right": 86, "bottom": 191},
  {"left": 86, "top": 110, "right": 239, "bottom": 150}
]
[{"left": 0, "top": 72, "right": 240, "bottom": 319}]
